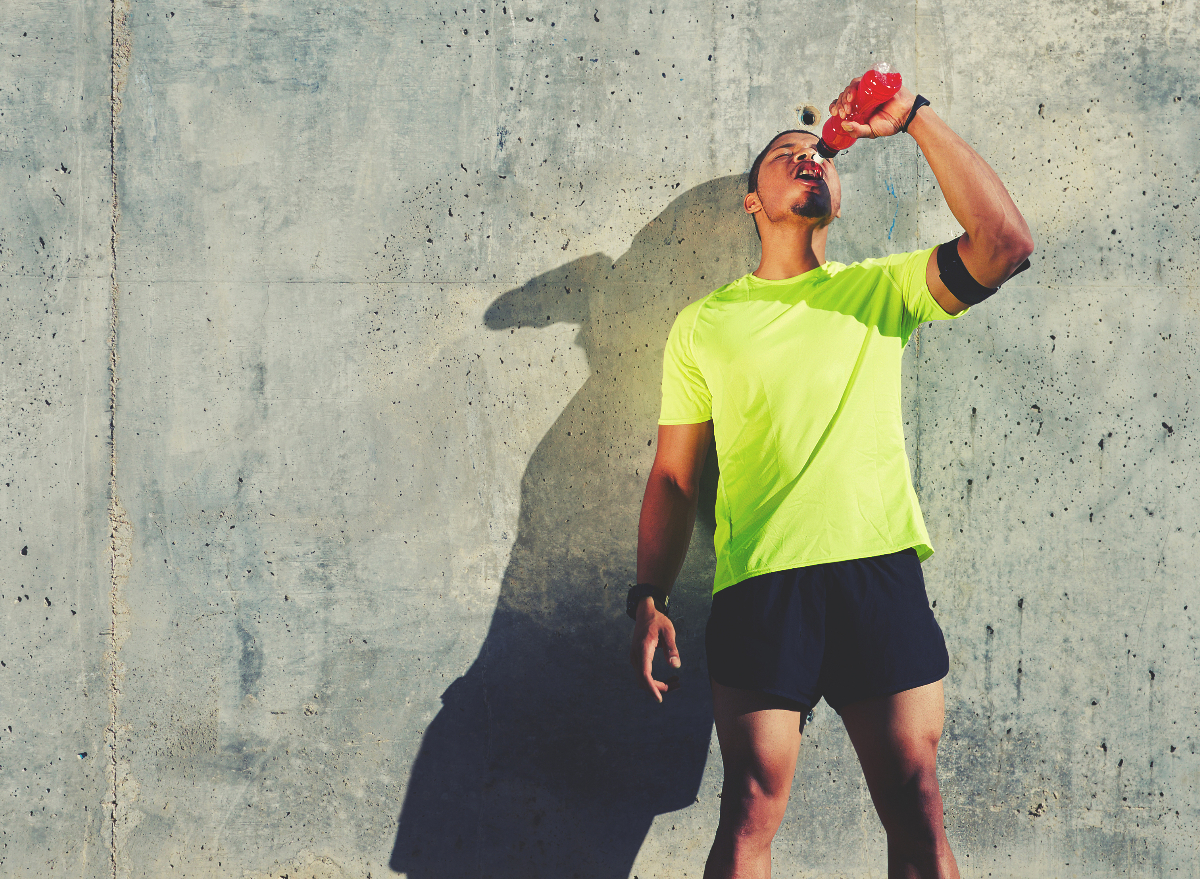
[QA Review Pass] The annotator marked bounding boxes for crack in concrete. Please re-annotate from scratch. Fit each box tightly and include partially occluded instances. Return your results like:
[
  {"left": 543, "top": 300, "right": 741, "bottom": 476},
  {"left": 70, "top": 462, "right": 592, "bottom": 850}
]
[{"left": 106, "top": 3, "right": 133, "bottom": 878}]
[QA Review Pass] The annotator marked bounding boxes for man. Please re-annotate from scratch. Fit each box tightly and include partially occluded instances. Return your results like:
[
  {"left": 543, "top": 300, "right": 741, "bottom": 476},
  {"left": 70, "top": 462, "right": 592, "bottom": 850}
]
[{"left": 627, "top": 77, "right": 1033, "bottom": 879}]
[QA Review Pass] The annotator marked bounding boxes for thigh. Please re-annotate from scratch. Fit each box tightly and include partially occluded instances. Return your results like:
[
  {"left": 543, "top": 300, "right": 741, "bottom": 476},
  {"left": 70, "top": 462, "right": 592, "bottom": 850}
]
[
  {"left": 710, "top": 680, "right": 807, "bottom": 800},
  {"left": 839, "top": 680, "right": 945, "bottom": 786}
]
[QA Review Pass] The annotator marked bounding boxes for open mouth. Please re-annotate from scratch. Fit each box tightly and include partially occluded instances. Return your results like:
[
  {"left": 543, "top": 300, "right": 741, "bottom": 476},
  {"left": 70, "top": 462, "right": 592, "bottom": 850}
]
[{"left": 795, "top": 161, "right": 824, "bottom": 182}]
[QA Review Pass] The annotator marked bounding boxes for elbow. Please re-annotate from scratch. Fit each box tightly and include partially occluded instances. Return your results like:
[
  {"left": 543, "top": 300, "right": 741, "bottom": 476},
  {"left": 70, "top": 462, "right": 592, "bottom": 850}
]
[
  {"left": 1005, "top": 233, "right": 1034, "bottom": 281},
  {"left": 649, "top": 465, "right": 701, "bottom": 507},
  {"left": 995, "top": 209, "right": 1033, "bottom": 257},
  {"left": 986, "top": 216, "right": 1034, "bottom": 277},
  {"left": 1007, "top": 207, "right": 1035, "bottom": 256},
  {"left": 665, "top": 471, "right": 702, "bottom": 506},
  {"left": 1009, "top": 229, "right": 1035, "bottom": 266}
]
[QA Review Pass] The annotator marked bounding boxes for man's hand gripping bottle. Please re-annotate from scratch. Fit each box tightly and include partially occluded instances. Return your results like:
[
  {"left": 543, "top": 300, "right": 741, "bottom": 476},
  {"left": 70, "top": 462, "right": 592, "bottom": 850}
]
[{"left": 814, "top": 63, "right": 903, "bottom": 160}]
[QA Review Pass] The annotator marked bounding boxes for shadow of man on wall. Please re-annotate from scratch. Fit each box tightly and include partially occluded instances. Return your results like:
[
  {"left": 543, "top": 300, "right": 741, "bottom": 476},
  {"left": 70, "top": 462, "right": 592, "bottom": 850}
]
[{"left": 391, "top": 176, "right": 759, "bottom": 878}]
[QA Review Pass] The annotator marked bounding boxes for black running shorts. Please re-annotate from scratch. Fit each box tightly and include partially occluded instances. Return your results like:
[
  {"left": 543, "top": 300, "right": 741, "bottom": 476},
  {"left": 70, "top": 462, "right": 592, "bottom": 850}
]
[{"left": 705, "top": 548, "right": 949, "bottom": 713}]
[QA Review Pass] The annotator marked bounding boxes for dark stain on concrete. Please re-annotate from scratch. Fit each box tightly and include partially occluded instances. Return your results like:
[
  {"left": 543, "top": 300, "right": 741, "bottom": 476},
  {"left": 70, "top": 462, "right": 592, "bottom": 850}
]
[{"left": 236, "top": 619, "right": 263, "bottom": 699}]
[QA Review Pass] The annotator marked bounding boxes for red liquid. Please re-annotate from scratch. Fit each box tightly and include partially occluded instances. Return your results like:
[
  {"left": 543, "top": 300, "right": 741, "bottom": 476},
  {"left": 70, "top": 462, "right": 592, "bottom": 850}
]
[{"left": 819, "top": 66, "right": 903, "bottom": 152}]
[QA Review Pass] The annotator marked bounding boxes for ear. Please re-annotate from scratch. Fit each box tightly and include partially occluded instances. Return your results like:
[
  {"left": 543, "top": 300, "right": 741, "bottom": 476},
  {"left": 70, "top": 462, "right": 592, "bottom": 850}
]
[{"left": 744, "top": 191, "right": 761, "bottom": 216}]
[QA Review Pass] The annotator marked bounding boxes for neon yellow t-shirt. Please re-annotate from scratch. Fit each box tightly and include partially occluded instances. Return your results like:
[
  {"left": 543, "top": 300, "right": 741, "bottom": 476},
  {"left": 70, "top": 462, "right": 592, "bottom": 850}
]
[{"left": 659, "top": 247, "right": 963, "bottom": 594}]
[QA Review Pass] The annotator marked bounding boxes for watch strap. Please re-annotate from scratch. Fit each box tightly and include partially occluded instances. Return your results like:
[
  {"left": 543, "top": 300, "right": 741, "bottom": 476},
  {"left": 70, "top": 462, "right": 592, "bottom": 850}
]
[
  {"left": 900, "top": 94, "right": 930, "bottom": 134},
  {"left": 627, "top": 583, "right": 670, "bottom": 619}
]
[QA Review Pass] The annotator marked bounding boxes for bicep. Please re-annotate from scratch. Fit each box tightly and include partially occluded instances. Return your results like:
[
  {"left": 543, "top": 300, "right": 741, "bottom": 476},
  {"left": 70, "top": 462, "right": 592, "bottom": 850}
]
[{"left": 650, "top": 421, "right": 713, "bottom": 498}]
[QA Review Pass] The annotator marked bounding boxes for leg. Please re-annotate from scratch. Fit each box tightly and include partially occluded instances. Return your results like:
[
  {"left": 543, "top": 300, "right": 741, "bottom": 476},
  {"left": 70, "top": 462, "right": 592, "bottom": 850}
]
[
  {"left": 840, "top": 681, "right": 960, "bottom": 879},
  {"left": 704, "top": 680, "right": 807, "bottom": 879}
]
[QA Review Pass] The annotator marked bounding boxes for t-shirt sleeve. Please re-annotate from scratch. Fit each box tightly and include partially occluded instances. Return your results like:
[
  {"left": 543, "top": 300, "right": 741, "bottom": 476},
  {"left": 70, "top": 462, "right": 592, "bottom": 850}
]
[
  {"left": 890, "top": 246, "right": 968, "bottom": 327},
  {"left": 659, "top": 300, "right": 712, "bottom": 425}
]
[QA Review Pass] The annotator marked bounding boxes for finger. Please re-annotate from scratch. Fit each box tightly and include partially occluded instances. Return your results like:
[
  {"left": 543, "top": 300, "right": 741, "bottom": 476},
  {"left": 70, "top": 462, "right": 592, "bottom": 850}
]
[
  {"left": 640, "top": 661, "right": 663, "bottom": 701},
  {"left": 839, "top": 120, "right": 875, "bottom": 139},
  {"left": 663, "top": 627, "right": 681, "bottom": 669},
  {"left": 839, "top": 81, "right": 860, "bottom": 117},
  {"left": 646, "top": 673, "right": 665, "bottom": 702},
  {"left": 829, "top": 89, "right": 850, "bottom": 116},
  {"left": 641, "top": 641, "right": 660, "bottom": 696},
  {"left": 642, "top": 633, "right": 670, "bottom": 701}
]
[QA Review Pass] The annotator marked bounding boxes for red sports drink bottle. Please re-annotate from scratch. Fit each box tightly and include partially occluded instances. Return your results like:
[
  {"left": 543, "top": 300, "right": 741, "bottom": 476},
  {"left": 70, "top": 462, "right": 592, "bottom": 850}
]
[{"left": 814, "top": 63, "right": 903, "bottom": 159}]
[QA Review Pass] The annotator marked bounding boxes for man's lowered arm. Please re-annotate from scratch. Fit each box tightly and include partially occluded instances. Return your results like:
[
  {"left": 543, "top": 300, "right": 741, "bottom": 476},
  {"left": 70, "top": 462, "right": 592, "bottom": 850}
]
[{"left": 629, "top": 420, "right": 713, "bottom": 702}]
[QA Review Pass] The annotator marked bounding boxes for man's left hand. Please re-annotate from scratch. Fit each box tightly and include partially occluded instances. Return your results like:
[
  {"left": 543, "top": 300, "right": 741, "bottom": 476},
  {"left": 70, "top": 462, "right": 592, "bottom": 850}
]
[{"left": 629, "top": 598, "right": 682, "bottom": 703}]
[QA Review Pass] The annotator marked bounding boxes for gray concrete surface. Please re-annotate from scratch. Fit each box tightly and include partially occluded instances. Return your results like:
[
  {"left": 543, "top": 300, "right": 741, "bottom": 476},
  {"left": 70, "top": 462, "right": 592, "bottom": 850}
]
[
  {"left": 0, "top": 1, "right": 115, "bottom": 876},
  {"left": 2, "top": 0, "right": 1198, "bottom": 876}
]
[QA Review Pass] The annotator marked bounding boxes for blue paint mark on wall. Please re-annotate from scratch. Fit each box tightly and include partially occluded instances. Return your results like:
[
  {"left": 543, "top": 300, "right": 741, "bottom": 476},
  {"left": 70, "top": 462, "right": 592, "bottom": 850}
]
[{"left": 885, "top": 178, "right": 899, "bottom": 241}]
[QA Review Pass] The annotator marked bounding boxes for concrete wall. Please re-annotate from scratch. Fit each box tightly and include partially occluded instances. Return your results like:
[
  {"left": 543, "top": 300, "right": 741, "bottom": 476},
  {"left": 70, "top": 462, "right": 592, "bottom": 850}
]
[{"left": 2, "top": 1, "right": 1198, "bottom": 876}]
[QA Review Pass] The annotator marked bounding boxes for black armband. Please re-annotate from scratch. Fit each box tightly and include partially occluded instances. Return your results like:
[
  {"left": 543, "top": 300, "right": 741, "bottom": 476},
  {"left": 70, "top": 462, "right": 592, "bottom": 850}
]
[{"left": 936, "top": 236, "right": 1030, "bottom": 306}]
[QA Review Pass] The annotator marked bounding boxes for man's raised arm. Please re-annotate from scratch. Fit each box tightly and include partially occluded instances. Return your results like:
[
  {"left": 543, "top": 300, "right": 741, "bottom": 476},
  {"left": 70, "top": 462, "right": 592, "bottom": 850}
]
[
  {"left": 833, "top": 83, "right": 1035, "bottom": 315},
  {"left": 629, "top": 420, "right": 713, "bottom": 702}
]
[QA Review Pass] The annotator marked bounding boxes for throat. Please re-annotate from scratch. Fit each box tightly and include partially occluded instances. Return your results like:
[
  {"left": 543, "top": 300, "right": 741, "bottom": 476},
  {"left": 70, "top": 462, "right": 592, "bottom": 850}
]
[{"left": 752, "top": 218, "right": 830, "bottom": 280}]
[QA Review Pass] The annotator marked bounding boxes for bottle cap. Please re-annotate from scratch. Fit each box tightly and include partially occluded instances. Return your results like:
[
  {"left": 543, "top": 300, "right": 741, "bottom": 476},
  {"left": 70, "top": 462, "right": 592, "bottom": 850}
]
[{"left": 814, "top": 139, "right": 839, "bottom": 160}]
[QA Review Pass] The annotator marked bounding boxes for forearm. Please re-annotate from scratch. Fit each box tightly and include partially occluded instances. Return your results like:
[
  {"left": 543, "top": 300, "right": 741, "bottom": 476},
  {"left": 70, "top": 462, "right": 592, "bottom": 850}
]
[
  {"left": 636, "top": 469, "right": 699, "bottom": 593},
  {"left": 908, "top": 107, "right": 1034, "bottom": 285}
]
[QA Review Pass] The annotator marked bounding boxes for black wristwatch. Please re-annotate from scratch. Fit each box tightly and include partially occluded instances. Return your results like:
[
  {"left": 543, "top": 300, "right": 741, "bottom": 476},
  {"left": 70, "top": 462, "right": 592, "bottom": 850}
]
[
  {"left": 627, "top": 583, "right": 670, "bottom": 619},
  {"left": 900, "top": 94, "right": 930, "bottom": 134}
]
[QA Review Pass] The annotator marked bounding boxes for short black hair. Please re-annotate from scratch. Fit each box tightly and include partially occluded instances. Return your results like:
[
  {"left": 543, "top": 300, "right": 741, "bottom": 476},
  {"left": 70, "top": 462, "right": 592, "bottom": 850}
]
[{"left": 748, "top": 129, "right": 817, "bottom": 193}]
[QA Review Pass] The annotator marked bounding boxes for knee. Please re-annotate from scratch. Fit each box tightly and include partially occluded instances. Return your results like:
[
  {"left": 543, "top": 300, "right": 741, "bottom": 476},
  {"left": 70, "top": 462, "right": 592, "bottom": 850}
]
[
  {"left": 879, "top": 765, "right": 947, "bottom": 848},
  {"left": 718, "top": 778, "right": 791, "bottom": 848}
]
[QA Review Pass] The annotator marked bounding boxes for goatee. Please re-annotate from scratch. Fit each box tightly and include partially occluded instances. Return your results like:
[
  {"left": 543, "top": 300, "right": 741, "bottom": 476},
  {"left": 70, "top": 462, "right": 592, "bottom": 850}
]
[{"left": 791, "top": 188, "right": 831, "bottom": 220}]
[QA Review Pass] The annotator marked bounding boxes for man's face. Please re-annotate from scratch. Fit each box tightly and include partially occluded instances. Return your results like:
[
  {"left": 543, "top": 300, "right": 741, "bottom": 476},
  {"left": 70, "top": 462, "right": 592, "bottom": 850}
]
[{"left": 746, "top": 132, "right": 842, "bottom": 229}]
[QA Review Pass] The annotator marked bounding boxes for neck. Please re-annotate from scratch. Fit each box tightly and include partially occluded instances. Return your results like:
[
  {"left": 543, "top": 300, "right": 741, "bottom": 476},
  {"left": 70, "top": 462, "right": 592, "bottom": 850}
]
[{"left": 752, "top": 222, "right": 829, "bottom": 280}]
